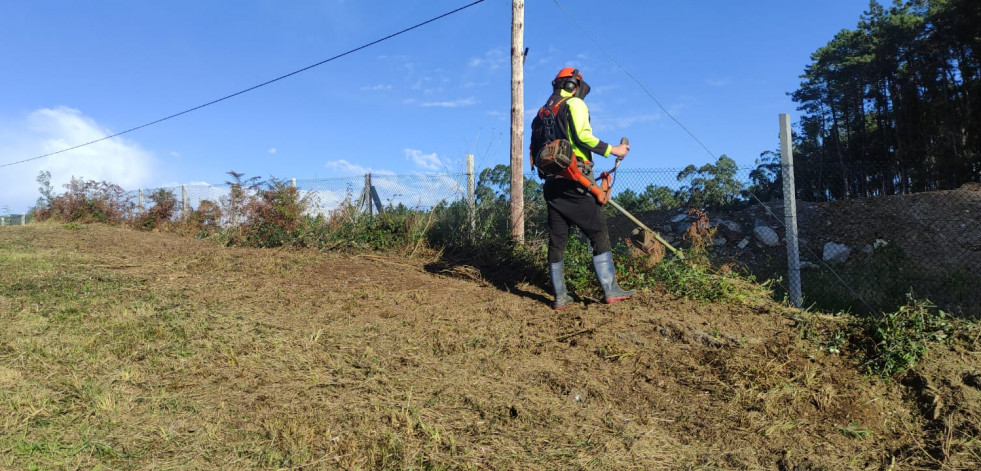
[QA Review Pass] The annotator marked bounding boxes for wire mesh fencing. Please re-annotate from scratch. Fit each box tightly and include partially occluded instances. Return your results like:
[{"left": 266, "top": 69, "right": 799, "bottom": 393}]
[
  {"left": 125, "top": 173, "right": 471, "bottom": 222},
  {"left": 0, "top": 214, "right": 30, "bottom": 226},
  {"left": 599, "top": 164, "right": 980, "bottom": 318},
  {"left": 119, "top": 165, "right": 979, "bottom": 317}
]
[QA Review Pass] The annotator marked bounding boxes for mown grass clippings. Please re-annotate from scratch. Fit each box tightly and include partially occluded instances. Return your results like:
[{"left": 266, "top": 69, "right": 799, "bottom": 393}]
[{"left": 1, "top": 223, "right": 979, "bottom": 469}]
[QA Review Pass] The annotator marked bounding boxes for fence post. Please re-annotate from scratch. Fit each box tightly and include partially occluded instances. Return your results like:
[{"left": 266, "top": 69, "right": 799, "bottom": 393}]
[
  {"left": 181, "top": 185, "right": 189, "bottom": 218},
  {"left": 366, "top": 174, "right": 373, "bottom": 217},
  {"left": 20, "top": 214, "right": 25, "bottom": 225},
  {"left": 291, "top": 178, "right": 296, "bottom": 188},
  {"left": 138, "top": 189, "right": 144, "bottom": 213},
  {"left": 467, "top": 154, "right": 475, "bottom": 241},
  {"left": 357, "top": 173, "right": 382, "bottom": 216},
  {"left": 780, "top": 113, "right": 803, "bottom": 308}
]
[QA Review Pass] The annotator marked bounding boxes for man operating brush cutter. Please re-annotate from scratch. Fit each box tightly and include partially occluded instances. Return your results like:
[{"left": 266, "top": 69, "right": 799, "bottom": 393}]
[{"left": 529, "top": 67, "right": 634, "bottom": 309}]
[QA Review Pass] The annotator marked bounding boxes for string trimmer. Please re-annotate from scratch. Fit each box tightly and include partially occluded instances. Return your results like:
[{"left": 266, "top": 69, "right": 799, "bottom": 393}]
[{"left": 598, "top": 137, "right": 684, "bottom": 261}]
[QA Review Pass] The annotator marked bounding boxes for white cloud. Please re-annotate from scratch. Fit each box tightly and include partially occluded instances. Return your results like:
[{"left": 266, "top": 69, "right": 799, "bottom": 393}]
[
  {"left": 705, "top": 78, "right": 730, "bottom": 87},
  {"left": 268, "top": 147, "right": 277, "bottom": 154},
  {"left": 361, "top": 84, "right": 392, "bottom": 91},
  {"left": 468, "top": 48, "right": 507, "bottom": 71},
  {"left": 404, "top": 149, "right": 443, "bottom": 171},
  {"left": 371, "top": 173, "right": 466, "bottom": 209},
  {"left": 0, "top": 107, "right": 157, "bottom": 213},
  {"left": 324, "top": 159, "right": 396, "bottom": 177},
  {"left": 156, "top": 180, "right": 211, "bottom": 187},
  {"left": 419, "top": 97, "right": 477, "bottom": 108},
  {"left": 591, "top": 114, "right": 661, "bottom": 132},
  {"left": 325, "top": 159, "right": 373, "bottom": 177}
]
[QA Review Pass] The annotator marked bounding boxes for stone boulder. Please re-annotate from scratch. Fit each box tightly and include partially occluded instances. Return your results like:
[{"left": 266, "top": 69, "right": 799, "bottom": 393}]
[
  {"left": 754, "top": 226, "right": 780, "bottom": 247},
  {"left": 823, "top": 242, "right": 851, "bottom": 264}
]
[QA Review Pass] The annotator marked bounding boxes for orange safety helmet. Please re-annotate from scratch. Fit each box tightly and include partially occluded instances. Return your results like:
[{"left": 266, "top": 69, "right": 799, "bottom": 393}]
[
  {"left": 552, "top": 67, "right": 590, "bottom": 98},
  {"left": 552, "top": 67, "right": 582, "bottom": 92}
]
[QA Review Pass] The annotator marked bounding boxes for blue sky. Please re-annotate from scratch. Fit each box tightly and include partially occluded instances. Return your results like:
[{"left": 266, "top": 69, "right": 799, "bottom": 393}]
[{"left": 0, "top": 0, "right": 873, "bottom": 213}]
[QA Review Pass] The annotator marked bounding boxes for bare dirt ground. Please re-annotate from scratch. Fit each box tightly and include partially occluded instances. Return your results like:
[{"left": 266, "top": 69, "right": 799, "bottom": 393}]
[{"left": 1, "top": 223, "right": 979, "bottom": 469}]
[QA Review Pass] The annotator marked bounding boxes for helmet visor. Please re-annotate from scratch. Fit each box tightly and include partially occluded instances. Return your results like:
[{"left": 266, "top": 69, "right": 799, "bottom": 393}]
[{"left": 575, "top": 80, "right": 590, "bottom": 99}]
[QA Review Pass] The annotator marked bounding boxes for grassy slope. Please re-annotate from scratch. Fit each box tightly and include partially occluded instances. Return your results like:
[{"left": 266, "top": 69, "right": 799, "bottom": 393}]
[{"left": 1, "top": 223, "right": 978, "bottom": 470}]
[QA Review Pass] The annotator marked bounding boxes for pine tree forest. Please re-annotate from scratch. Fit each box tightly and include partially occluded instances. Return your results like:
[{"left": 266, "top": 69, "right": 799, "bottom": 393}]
[{"left": 789, "top": 0, "right": 980, "bottom": 201}]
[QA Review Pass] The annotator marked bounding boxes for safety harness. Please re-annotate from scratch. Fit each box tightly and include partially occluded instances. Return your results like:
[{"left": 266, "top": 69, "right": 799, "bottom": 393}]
[{"left": 531, "top": 97, "right": 617, "bottom": 205}]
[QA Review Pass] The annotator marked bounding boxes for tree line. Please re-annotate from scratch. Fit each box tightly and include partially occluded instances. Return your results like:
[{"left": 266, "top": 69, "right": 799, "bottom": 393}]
[
  {"left": 790, "top": 0, "right": 980, "bottom": 201},
  {"left": 608, "top": 0, "right": 979, "bottom": 210}
]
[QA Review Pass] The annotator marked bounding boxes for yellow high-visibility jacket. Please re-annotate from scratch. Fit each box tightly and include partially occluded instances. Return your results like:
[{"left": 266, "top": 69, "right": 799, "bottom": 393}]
[{"left": 557, "top": 89, "right": 611, "bottom": 164}]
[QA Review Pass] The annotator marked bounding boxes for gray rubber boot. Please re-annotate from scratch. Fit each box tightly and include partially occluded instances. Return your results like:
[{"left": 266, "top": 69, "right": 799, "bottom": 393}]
[
  {"left": 549, "top": 261, "right": 573, "bottom": 310},
  {"left": 592, "top": 251, "right": 635, "bottom": 304}
]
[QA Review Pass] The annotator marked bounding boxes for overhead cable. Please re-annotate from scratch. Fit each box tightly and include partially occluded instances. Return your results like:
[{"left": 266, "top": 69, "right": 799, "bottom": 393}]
[
  {"left": 551, "top": 0, "right": 879, "bottom": 313},
  {"left": 0, "top": 0, "right": 487, "bottom": 169},
  {"left": 551, "top": 0, "right": 718, "bottom": 161}
]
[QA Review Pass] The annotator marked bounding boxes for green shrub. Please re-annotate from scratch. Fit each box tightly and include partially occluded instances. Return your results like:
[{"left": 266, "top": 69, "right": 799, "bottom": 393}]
[
  {"left": 563, "top": 235, "right": 603, "bottom": 299},
  {"left": 306, "top": 200, "right": 431, "bottom": 254},
  {"left": 617, "top": 209, "right": 763, "bottom": 304},
  {"left": 241, "top": 178, "right": 310, "bottom": 248},
  {"left": 857, "top": 294, "right": 955, "bottom": 378}
]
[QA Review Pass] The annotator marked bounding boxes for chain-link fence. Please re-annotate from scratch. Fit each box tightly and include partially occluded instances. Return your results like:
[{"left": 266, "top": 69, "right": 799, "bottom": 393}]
[
  {"left": 124, "top": 173, "right": 472, "bottom": 221},
  {"left": 0, "top": 214, "right": 30, "bottom": 226},
  {"left": 106, "top": 162, "right": 981, "bottom": 318},
  {"left": 597, "top": 164, "right": 980, "bottom": 318}
]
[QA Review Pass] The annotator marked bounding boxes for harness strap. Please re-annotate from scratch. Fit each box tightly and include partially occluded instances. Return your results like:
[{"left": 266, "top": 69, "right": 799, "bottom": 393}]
[
  {"left": 531, "top": 96, "right": 572, "bottom": 173},
  {"left": 539, "top": 97, "right": 570, "bottom": 143}
]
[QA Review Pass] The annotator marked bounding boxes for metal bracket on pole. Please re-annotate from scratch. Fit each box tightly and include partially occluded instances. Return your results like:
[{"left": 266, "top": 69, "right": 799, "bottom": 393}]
[{"left": 358, "top": 173, "right": 384, "bottom": 216}]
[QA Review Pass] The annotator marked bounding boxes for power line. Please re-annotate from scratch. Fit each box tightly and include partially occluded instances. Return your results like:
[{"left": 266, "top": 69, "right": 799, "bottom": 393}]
[
  {"left": 1, "top": 0, "right": 487, "bottom": 170},
  {"left": 551, "top": 0, "right": 881, "bottom": 313},
  {"left": 551, "top": 0, "right": 718, "bottom": 161}
]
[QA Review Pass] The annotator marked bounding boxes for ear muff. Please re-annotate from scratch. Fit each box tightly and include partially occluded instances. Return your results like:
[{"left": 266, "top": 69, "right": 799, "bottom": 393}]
[{"left": 552, "top": 67, "right": 582, "bottom": 93}]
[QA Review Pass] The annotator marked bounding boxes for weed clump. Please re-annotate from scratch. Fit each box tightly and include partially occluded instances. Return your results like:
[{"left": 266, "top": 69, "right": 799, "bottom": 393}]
[
  {"left": 797, "top": 292, "right": 974, "bottom": 380},
  {"left": 240, "top": 178, "right": 309, "bottom": 248},
  {"left": 856, "top": 294, "right": 957, "bottom": 378},
  {"left": 617, "top": 209, "right": 767, "bottom": 305},
  {"left": 33, "top": 175, "right": 133, "bottom": 224},
  {"left": 136, "top": 188, "right": 178, "bottom": 231}
]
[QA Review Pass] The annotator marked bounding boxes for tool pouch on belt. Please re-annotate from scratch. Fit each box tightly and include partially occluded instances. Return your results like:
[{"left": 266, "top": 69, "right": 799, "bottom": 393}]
[
  {"left": 560, "top": 158, "right": 611, "bottom": 205},
  {"left": 534, "top": 139, "right": 574, "bottom": 175}
]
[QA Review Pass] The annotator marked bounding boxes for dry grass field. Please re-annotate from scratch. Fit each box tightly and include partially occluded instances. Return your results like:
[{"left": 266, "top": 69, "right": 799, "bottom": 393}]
[{"left": 1, "top": 223, "right": 978, "bottom": 470}]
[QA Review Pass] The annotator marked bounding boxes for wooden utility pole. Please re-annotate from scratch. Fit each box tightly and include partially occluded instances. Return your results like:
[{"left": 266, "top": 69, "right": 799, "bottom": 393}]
[{"left": 509, "top": 0, "right": 525, "bottom": 243}]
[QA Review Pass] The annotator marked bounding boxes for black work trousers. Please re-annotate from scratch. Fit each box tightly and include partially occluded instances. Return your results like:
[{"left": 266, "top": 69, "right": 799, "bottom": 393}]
[{"left": 544, "top": 178, "right": 611, "bottom": 264}]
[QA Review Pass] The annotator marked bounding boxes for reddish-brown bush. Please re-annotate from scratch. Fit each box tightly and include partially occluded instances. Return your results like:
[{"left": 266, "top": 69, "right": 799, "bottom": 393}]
[{"left": 34, "top": 177, "right": 133, "bottom": 224}]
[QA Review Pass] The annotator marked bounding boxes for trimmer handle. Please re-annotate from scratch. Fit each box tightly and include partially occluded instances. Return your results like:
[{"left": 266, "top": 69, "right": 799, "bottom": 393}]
[{"left": 617, "top": 137, "right": 629, "bottom": 162}]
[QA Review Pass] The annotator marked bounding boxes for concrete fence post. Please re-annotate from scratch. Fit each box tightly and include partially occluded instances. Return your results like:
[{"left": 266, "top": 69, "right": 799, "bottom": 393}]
[
  {"left": 291, "top": 178, "right": 296, "bottom": 188},
  {"left": 365, "top": 174, "right": 373, "bottom": 217},
  {"left": 181, "top": 185, "right": 189, "bottom": 218},
  {"left": 780, "top": 113, "right": 803, "bottom": 308},
  {"left": 467, "top": 154, "right": 475, "bottom": 241},
  {"left": 138, "top": 189, "right": 145, "bottom": 213},
  {"left": 20, "top": 214, "right": 25, "bottom": 225}
]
